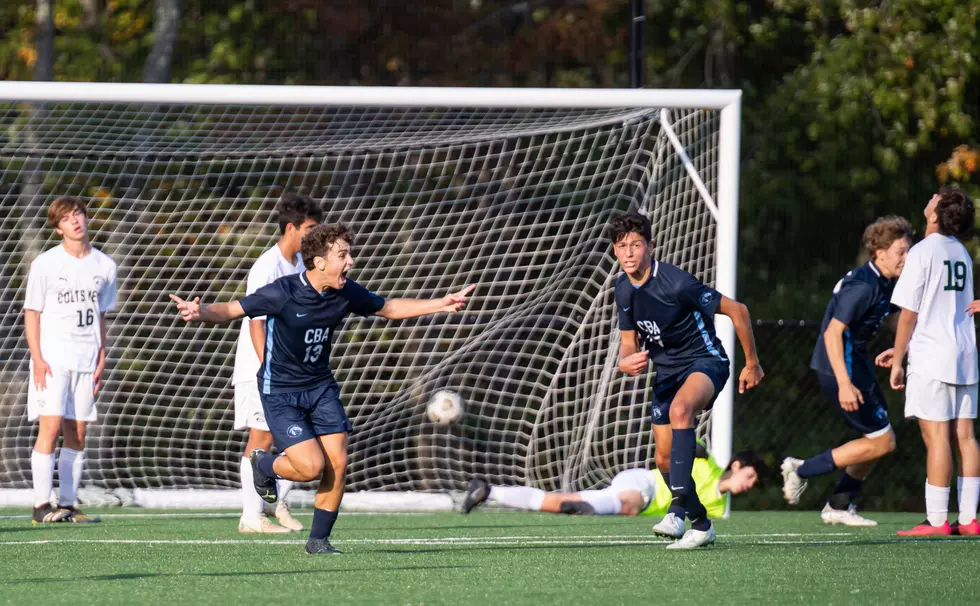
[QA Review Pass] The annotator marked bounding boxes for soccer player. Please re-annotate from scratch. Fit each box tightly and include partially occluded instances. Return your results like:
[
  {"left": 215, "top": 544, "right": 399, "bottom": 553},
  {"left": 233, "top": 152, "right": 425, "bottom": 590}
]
[
  {"left": 461, "top": 449, "right": 766, "bottom": 522},
  {"left": 889, "top": 189, "right": 980, "bottom": 537},
  {"left": 611, "top": 212, "right": 764, "bottom": 549},
  {"left": 233, "top": 194, "right": 321, "bottom": 534},
  {"left": 24, "top": 196, "right": 117, "bottom": 524},
  {"left": 171, "top": 223, "right": 475, "bottom": 554},
  {"left": 780, "top": 217, "right": 913, "bottom": 526}
]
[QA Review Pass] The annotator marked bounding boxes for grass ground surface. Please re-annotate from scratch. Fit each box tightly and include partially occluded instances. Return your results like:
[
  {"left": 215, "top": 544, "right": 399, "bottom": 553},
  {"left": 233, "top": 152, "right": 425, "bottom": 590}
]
[{"left": 1, "top": 508, "right": 977, "bottom": 605}]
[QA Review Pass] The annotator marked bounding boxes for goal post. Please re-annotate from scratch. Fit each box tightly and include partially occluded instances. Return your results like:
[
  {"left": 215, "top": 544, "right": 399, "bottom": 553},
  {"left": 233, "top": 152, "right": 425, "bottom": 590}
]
[{"left": 0, "top": 82, "right": 741, "bottom": 508}]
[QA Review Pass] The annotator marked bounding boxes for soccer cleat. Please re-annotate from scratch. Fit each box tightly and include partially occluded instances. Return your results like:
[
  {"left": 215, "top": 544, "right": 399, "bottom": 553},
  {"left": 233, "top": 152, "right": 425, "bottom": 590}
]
[
  {"left": 238, "top": 515, "right": 292, "bottom": 534},
  {"left": 952, "top": 519, "right": 980, "bottom": 536},
  {"left": 897, "top": 520, "right": 952, "bottom": 537},
  {"left": 652, "top": 513, "right": 686, "bottom": 539},
  {"left": 31, "top": 503, "right": 69, "bottom": 525},
  {"left": 820, "top": 503, "right": 877, "bottom": 527},
  {"left": 460, "top": 478, "right": 489, "bottom": 514},
  {"left": 249, "top": 448, "right": 278, "bottom": 504},
  {"left": 665, "top": 523, "right": 716, "bottom": 550},
  {"left": 305, "top": 538, "right": 343, "bottom": 554},
  {"left": 780, "top": 457, "right": 808, "bottom": 505},
  {"left": 275, "top": 502, "right": 304, "bottom": 532},
  {"left": 62, "top": 506, "right": 101, "bottom": 523}
]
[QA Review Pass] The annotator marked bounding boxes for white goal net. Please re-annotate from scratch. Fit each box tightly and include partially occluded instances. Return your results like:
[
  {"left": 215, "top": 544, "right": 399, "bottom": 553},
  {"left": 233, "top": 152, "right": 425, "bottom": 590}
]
[{"left": 0, "top": 84, "right": 740, "bottom": 506}]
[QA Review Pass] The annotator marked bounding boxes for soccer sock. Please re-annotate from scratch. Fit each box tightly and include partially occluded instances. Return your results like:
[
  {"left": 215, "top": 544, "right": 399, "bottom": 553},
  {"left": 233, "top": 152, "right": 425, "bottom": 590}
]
[
  {"left": 669, "top": 429, "right": 709, "bottom": 531},
  {"left": 487, "top": 486, "right": 546, "bottom": 511},
  {"left": 662, "top": 472, "right": 686, "bottom": 517},
  {"left": 239, "top": 456, "right": 265, "bottom": 518},
  {"left": 309, "top": 508, "right": 338, "bottom": 541},
  {"left": 925, "top": 482, "right": 950, "bottom": 527},
  {"left": 31, "top": 450, "right": 55, "bottom": 508},
  {"left": 277, "top": 479, "right": 295, "bottom": 504},
  {"left": 57, "top": 448, "right": 84, "bottom": 508},
  {"left": 957, "top": 477, "right": 980, "bottom": 525},
  {"left": 828, "top": 473, "right": 864, "bottom": 510},
  {"left": 578, "top": 490, "right": 623, "bottom": 515},
  {"left": 797, "top": 449, "right": 837, "bottom": 479},
  {"left": 256, "top": 452, "right": 279, "bottom": 479}
]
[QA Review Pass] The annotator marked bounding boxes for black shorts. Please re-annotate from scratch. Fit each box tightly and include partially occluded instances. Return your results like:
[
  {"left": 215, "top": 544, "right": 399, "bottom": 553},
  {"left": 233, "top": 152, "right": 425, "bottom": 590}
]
[
  {"left": 260, "top": 381, "right": 353, "bottom": 450},
  {"left": 816, "top": 372, "right": 891, "bottom": 436},
  {"left": 651, "top": 359, "right": 731, "bottom": 426}
]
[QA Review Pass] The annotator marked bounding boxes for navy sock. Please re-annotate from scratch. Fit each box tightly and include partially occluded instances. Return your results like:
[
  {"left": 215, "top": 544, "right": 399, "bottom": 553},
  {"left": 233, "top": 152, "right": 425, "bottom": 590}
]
[
  {"left": 669, "top": 429, "right": 709, "bottom": 530},
  {"left": 663, "top": 472, "right": 686, "bottom": 517},
  {"left": 828, "top": 473, "right": 864, "bottom": 510},
  {"left": 256, "top": 453, "right": 278, "bottom": 479},
  {"left": 310, "top": 508, "right": 338, "bottom": 541},
  {"left": 798, "top": 449, "right": 837, "bottom": 479}
]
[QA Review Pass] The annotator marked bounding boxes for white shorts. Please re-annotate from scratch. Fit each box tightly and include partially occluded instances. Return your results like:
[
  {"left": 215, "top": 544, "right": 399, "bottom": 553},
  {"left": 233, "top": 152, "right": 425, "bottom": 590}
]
[
  {"left": 27, "top": 365, "right": 96, "bottom": 422},
  {"left": 905, "top": 373, "right": 978, "bottom": 422},
  {"left": 608, "top": 468, "right": 657, "bottom": 510},
  {"left": 234, "top": 381, "right": 269, "bottom": 431}
]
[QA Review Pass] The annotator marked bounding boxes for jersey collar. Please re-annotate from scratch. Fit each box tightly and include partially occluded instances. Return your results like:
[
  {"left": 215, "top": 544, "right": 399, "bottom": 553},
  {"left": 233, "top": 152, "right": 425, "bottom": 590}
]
[{"left": 867, "top": 261, "right": 881, "bottom": 277}]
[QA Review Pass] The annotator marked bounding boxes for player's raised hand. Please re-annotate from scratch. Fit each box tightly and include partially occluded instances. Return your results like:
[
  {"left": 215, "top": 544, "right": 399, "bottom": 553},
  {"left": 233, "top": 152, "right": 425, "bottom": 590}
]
[
  {"left": 738, "top": 362, "right": 764, "bottom": 394},
  {"left": 874, "top": 348, "right": 894, "bottom": 368},
  {"left": 439, "top": 284, "right": 477, "bottom": 313},
  {"left": 890, "top": 365, "right": 905, "bottom": 390},
  {"left": 169, "top": 294, "right": 202, "bottom": 322},
  {"left": 966, "top": 300, "right": 980, "bottom": 317},
  {"left": 837, "top": 381, "right": 863, "bottom": 412},
  {"left": 32, "top": 357, "right": 52, "bottom": 391},
  {"left": 619, "top": 350, "right": 649, "bottom": 376}
]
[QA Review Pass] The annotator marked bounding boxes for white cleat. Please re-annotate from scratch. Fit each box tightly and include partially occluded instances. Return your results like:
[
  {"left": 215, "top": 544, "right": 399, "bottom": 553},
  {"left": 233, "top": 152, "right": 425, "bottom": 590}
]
[
  {"left": 781, "top": 457, "right": 808, "bottom": 505},
  {"left": 821, "top": 503, "right": 878, "bottom": 527},
  {"left": 652, "top": 513, "right": 686, "bottom": 539},
  {"left": 665, "top": 523, "right": 716, "bottom": 550},
  {"left": 275, "top": 501, "right": 304, "bottom": 532},
  {"left": 238, "top": 515, "right": 292, "bottom": 534}
]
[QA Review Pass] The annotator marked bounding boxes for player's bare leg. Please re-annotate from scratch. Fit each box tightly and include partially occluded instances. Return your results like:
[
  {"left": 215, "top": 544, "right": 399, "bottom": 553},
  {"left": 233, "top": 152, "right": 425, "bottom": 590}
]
[
  {"left": 31, "top": 415, "right": 69, "bottom": 524},
  {"left": 306, "top": 433, "right": 347, "bottom": 554},
  {"left": 899, "top": 419, "right": 954, "bottom": 536}
]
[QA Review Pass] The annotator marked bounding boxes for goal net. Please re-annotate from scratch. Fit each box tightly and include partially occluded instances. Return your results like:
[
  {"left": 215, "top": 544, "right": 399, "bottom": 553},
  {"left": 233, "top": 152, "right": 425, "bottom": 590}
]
[{"left": 0, "top": 84, "right": 740, "bottom": 507}]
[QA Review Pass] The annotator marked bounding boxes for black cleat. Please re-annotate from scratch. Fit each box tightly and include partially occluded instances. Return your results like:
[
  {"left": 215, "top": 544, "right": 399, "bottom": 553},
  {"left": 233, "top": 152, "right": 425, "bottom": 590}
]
[
  {"left": 305, "top": 538, "right": 342, "bottom": 554},
  {"left": 32, "top": 503, "right": 69, "bottom": 525},
  {"left": 249, "top": 448, "right": 278, "bottom": 504},
  {"left": 559, "top": 500, "right": 596, "bottom": 515},
  {"left": 63, "top": 506, "right": 101, "bottom": 523},
  {"left": 461, "top": 478, "right": 489, "bottom": 514}
]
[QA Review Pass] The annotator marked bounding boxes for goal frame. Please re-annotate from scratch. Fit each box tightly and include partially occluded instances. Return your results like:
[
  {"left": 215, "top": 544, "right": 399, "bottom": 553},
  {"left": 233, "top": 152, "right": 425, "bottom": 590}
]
[{"left": 0, "top": 82, "right": 742, "bottom": 499}]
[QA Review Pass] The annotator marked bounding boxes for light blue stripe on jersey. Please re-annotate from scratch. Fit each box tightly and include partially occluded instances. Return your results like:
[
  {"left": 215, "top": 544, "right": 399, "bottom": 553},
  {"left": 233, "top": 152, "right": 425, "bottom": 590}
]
[
  {"left": 693, "top": 311, "right": 727, "bottom": 362},
  {"left": 844, "top": 329, "right": 853, "bottom": 377},
  {"left": 262, "top": 317, "right": 275, "bottom": 395}
]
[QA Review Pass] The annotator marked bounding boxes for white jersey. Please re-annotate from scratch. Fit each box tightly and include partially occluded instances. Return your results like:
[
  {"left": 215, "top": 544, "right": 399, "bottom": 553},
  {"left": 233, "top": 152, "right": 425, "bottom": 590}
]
[
  {"left": 891, "top": 233, "right": 978, "bottom": 385},
  {"left": 23, "top": 244, "right": 118, "bottom": 372},
  {"left": 232, "top": 244, "right": 304, "bottom": 385}
]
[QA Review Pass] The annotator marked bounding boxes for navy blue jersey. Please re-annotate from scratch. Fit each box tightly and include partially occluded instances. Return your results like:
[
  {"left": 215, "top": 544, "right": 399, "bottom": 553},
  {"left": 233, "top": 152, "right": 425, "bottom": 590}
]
[
  {"left": 239, "top": 272, "right": 386, "bottom": 394},
  {"left": 615, "top": 260, "right": 728, "bottom": 381},
  {"left": 810, "top": 262, "right": 896, "bottom": 388}
]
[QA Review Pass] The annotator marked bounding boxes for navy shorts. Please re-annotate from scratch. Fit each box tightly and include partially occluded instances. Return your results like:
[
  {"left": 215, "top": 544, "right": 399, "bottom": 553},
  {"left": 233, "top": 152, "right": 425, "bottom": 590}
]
[
  {"left": 651, "top": 359, "right": 731, "bottom": 425},
  {"left": 260, "top": 381, "right": 353, "bottom": 450},
  {"left": 816, "top": 373, "right": 891, "bottom": 436}
]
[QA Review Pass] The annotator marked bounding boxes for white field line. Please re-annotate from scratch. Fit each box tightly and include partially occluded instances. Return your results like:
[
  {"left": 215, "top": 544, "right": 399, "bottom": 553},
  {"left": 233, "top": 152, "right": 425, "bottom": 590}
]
[{"left": 0, "top": 511, "right": 434, "bottom": 520}]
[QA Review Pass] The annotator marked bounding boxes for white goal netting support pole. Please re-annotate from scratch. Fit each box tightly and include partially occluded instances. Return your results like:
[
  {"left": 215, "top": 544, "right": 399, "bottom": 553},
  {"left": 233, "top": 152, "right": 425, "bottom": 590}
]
[{"left": 0, "top": 82, "right": 741, "bottom": 509}]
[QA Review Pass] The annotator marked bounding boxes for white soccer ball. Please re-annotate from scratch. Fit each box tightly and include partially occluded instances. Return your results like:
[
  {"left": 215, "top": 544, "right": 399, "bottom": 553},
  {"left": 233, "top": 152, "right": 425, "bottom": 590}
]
[{"left": 427, "top": 390, "right": 464, "bottom": 426}]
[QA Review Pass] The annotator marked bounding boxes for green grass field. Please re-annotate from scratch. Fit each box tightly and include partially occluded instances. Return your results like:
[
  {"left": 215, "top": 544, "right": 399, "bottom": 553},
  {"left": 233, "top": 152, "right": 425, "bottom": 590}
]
[{"left": 1, "top": 508, "right": 978, "bottom": 604}]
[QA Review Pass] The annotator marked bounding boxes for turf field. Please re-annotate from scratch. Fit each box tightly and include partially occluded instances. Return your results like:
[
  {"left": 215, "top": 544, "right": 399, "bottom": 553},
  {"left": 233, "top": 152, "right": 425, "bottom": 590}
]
[{"left": 1, "top": 508, "right": 977, "bottom": 604}]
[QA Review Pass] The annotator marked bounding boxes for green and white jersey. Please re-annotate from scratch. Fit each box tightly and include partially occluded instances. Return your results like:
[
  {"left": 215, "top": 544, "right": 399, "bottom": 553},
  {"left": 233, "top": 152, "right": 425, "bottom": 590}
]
[{"left": 637, "top": 455, "right": 726, "bottom": 519}]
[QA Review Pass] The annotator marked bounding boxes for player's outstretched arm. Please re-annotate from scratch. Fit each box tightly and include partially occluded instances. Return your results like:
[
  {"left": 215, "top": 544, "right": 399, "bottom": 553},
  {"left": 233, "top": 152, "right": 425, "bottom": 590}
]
[
  {"left": 169, "top": 294, "right": 245, "bottom": 324},
  {"left": 889, "top": 308, "right": 918, "bottom": 390},
  {"left": 376, "top": 284, "right": 476, "bottom": 320},
  {"left": 716, "top": 296, "right": 764, "bottom": 393}
]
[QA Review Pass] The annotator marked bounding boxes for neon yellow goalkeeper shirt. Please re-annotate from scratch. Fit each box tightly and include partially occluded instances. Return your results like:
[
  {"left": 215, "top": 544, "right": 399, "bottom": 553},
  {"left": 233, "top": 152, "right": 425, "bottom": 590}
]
[{"left": 638, "top": 455, "right": 726, "bottom": 519}]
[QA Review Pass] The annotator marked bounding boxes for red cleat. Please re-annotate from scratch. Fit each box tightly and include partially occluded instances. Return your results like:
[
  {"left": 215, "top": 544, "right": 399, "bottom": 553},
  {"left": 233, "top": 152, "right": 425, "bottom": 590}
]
[
  {"left": 955, "top": 519, "right": 980, "bottom": 536},
  {"left": 897, "top": 520, "right": 953, "bottom": 536}
]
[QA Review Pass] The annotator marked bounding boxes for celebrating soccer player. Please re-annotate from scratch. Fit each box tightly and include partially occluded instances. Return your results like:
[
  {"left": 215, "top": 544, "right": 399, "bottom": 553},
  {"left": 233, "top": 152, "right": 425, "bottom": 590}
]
[
  {"left": 461, "top": 448, "right": 766, "bottom": 518},
  {"left": 781, "top": 216, "right": 913, "bottom": 526},
  {"left": 610, "top": 212, "right": 764, "bottom": 550},
  {"left": 24, "top": 196, "right": 117, "bottom": 524},
  {"left": 232, "top": 194, "right": 321, "bottom": 534},
  {"left": 171, "top": 223, "right": 475, "bottom": 554},
  {"left": 889, "top": 189, "right": 980, "bottom": 537}
]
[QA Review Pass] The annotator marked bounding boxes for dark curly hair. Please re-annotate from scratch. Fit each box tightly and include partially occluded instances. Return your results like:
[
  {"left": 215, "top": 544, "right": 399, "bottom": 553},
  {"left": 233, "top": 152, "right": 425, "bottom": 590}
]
[
  {"left": 608, "top": 212, "right": 652, "bottom": 245},
  {"left": 862, "top": 215, "right": 914, "bottom": 257},
  {"left": 277, "top": 193, "right": 323, "bottom": 235},
  {"left": 301, "top": 222, "right": 356, "bottom": 270},
  {"left": 935, "top": 188, "right": 976, "bottom": 240}
]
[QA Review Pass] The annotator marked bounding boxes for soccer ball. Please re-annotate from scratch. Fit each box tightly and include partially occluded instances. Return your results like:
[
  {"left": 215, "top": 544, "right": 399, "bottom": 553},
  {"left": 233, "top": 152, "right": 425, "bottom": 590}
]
[{"left": 426, "top": 390, "right": 464, "bottom": 426}]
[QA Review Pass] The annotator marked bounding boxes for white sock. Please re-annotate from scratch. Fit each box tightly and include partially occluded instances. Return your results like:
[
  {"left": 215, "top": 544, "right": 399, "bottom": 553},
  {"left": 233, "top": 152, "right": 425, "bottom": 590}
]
[
  {"left": 239, "top": 456, "right": 265, "bottom": 518},
  {"left": 57, "top": 448, "right": 84, "bottom": 507},
  {"left": 925, "top": 482, "right": 950, "bottom": 527},
  {"left": 277, "top": 479, "right": 294, "bottom": 505},
  {"left": 578, "top": 490, "right": 623, "bottom": 515},
  {"left": 488, "top": 486, "right": 546, "bottom": 511},
  {"left": 957, "top": 477, "right": 980, "bottom": 525},
  {"left": 31, "top": 450, "right": 55, "bottom": 508}
]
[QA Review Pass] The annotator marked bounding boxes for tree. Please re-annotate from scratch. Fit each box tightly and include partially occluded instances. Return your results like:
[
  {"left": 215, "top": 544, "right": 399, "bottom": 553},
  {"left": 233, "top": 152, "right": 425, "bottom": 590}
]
[{"left": 143, "top": 0, "right": 179, "bottom": 83}]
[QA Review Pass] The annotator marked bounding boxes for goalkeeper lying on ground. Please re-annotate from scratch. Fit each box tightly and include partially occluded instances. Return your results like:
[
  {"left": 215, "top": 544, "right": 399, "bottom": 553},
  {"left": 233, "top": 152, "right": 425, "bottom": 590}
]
[{"left": 461, "top": 447, "right": 767, "bottom": 519}]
